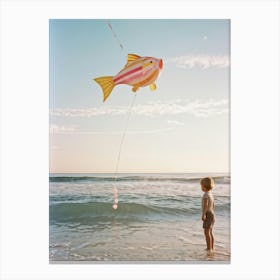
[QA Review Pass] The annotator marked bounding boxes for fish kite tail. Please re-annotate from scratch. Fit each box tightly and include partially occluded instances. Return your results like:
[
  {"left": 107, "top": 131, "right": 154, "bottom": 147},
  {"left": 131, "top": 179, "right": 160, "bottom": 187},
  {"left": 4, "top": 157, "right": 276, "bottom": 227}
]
[{"left": 94, "top": 76, "right": 115, "bottom": 102}]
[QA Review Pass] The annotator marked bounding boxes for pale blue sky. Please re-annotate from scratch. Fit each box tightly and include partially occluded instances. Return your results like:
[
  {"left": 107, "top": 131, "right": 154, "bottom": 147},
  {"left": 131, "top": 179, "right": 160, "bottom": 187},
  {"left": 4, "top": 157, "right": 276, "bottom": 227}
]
[{"left": 50, "top": 19, "right": 230, "bottom": 173}]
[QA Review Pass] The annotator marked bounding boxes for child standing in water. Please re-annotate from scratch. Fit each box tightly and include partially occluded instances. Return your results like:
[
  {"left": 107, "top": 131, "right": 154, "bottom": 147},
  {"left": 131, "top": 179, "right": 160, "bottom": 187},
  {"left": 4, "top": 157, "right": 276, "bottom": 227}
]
[{"left": 200, "top": 177, "right": 215, "bottom": 251}]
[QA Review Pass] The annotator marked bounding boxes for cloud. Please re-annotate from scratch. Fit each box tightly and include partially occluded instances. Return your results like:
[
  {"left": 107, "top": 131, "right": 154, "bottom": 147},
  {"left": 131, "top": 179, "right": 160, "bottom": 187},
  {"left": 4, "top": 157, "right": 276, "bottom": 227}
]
[
  {"left": 50, "top": 99, "right": 229, "bottom": 119},
  {"left": 168, "top": 54, "right": 230, "bottom": 69},
  {"left": 50, "top": 99, "right": 228, "bottom": 136},
  {"left": 50, "top": 124, "right": 77, "bottom": 134},
  {"left": 50, "top": 107, "right": 127, "bottom": 118},
  {"left": 49, "top": 125, "right": 174, "bottom": 136},
  {"left": 167, "top": 120, "right": 185, "bottom": 126}
]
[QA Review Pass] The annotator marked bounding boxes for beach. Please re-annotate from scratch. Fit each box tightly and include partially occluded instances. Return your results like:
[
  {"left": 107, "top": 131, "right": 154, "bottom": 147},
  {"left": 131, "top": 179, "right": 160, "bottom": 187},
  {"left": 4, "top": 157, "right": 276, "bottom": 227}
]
[{"left": 49, "top": 173, "right": 230, "bottom": 262}]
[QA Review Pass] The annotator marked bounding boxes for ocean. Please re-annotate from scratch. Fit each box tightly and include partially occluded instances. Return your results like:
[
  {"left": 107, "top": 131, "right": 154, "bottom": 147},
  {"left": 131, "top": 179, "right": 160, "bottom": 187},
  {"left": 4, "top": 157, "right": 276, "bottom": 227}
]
[{"left": 49, "top": 173, "right": 230, "bottom": 263}]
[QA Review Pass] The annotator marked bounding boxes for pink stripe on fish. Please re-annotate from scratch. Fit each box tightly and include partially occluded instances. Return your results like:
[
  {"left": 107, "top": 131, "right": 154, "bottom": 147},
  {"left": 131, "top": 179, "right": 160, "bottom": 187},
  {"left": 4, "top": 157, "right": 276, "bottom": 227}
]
[
  {"left": 118, "top": 71, "right": 144, "bottom": 85},
  {"left": 118, "top": 66, "right": 155, "bottom": 85},
  {"left": 113, "top": 66, "right": 142, "bottom": 83}
]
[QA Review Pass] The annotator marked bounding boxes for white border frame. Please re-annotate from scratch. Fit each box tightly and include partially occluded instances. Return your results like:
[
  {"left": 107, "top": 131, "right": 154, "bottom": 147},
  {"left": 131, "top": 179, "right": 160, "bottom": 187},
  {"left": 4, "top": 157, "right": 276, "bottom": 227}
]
[{"left": 1, "top": 1, "right": 279, "bottom": 279}]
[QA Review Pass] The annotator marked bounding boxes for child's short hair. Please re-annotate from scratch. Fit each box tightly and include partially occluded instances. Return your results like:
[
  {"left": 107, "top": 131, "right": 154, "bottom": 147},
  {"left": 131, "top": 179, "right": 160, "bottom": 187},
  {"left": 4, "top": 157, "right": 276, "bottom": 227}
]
[{"left": 200, "top": 177, "right": 214, "bottom": 191}]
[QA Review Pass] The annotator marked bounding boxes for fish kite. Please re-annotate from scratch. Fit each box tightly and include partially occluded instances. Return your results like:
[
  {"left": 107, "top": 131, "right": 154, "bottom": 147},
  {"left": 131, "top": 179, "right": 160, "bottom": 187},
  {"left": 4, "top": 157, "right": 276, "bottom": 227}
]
[{"left": 94, "top": 54, "right": 163, "bottom": 102}]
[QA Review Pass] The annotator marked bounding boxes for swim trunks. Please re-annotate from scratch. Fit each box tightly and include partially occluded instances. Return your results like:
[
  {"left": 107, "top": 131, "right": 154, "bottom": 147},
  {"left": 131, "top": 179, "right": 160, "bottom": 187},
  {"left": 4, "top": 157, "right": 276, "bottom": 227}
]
[{"left": 203, "top": 210, "right": 215, "bottom": 229}]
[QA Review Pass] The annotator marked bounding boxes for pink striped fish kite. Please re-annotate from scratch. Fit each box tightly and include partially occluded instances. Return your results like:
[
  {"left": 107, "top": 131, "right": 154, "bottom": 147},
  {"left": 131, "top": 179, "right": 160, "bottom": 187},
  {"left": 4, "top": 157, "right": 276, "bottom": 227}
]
[{"left": 94, "top": 54, "right": 163, "bottom": 102}]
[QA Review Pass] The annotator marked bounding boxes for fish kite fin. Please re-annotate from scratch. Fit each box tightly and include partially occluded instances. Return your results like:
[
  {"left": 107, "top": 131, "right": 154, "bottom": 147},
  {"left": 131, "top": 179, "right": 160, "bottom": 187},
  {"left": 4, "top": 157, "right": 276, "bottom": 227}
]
[
  {"left": 150, "top": 83, "right": 157, "bottom": 91},
  {"left": 127, "top": 54, "right": 141, "bottom": 65},
  {"left": 132, "top": 85, "right": 139, "bottom": 92},
  {"left": 94, "top": 76, "right": 115, "bottom": 102}
]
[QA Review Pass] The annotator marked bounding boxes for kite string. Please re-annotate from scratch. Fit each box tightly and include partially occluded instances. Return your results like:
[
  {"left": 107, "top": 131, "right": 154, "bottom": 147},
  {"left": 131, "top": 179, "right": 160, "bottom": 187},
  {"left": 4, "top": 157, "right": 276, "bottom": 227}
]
[
  {"left": 113, "top": 92, "right": 137, "bottom": 209},
  {"left": 107, "top": 21, "right": 125, "bottom": 53},
  {"left": 107, "top": 21, "right": 136, "bottom": 210}
]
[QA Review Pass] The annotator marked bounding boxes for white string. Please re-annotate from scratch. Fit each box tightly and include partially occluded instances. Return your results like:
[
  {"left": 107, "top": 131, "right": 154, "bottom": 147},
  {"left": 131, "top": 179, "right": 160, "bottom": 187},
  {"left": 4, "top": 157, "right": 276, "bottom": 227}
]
[
  {"left": 112, "top": 93, "right": 137, "bottom": 210},
  {"left": 107, "top": 21, "right": 137, "bottom": 210},
  {"left": 107, "top": 21, "right": 126, "bottom": 54}
]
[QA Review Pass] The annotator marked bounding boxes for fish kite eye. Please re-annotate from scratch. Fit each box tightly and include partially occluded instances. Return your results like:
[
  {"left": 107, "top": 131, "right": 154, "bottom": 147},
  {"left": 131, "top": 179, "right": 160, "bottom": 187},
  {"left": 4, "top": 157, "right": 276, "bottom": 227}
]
[{"left": 150, "top": 61, "right": 153, "bottom": 63}]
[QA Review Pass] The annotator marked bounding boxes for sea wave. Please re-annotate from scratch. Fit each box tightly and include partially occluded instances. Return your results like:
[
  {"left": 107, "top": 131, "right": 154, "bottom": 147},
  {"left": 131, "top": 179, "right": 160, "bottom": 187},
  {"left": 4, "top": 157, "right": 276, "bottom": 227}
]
[
  {"left": 50, "top": 201, "right": 230, "bottom": 225},
  {"left": 49, "top": 175, "right": 230, "bottom": 184}
]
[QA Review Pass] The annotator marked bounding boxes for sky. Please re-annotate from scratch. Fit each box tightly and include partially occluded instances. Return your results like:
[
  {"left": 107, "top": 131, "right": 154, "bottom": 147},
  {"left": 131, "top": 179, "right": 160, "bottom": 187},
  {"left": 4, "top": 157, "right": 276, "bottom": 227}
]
[{"left": 49, "top": 19, "right": 230, "bottom": 174}]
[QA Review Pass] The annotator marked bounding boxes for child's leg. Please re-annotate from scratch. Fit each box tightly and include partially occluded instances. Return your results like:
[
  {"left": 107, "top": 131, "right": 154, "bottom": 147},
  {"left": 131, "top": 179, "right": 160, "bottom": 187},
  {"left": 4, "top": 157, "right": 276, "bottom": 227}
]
[
  {"left": 210, "top": 228, "right": 214, "bottom": 250},
  {"left": 204, "top": 228, "right": 211, "bottom": 250}
]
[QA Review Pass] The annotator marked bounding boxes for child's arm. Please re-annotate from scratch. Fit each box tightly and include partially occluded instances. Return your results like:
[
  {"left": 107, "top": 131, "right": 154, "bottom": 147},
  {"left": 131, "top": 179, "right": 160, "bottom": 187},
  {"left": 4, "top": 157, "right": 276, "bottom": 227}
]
[{"left": 202, "top": 197, "right": 208, "bottom": 221}]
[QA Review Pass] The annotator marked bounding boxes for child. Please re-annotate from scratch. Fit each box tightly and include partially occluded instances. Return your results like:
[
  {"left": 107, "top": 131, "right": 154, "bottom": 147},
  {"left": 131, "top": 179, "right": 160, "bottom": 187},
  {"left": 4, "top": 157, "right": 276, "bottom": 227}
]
[{"left": 200, "top": 177, "right": 215, "bottom": 251}]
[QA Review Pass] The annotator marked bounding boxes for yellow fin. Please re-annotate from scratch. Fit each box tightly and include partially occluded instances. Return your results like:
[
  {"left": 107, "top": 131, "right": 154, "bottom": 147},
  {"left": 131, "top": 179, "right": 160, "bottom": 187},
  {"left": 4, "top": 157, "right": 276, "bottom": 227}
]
[
  {"left": 127, "top": 54, "right": 141, "bottom": 64},
  {"left": 132, "top": 85, "right": 139, "bottom": 92},
  {"left": 150, "top": 83, "right": 157, "bottom": 91},
  {"left": 94, "top": 76, "right": 115, "bottom": 102}
]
